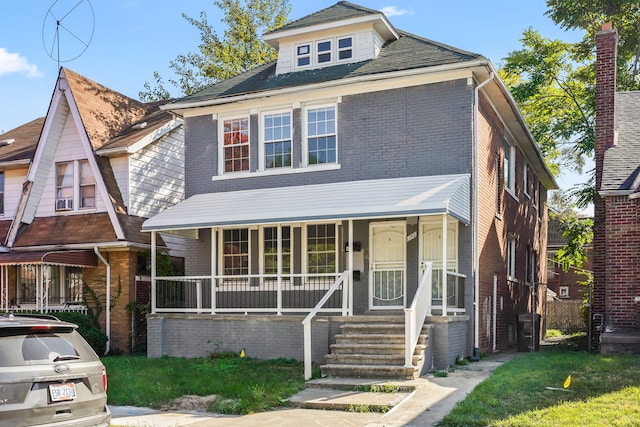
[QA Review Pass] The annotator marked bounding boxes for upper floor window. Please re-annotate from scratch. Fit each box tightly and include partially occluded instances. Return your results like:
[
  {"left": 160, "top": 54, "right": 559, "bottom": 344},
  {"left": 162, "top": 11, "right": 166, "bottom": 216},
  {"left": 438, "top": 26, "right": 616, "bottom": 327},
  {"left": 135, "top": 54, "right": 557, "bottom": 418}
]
[
  {"left": 503, "top": 140, "right": 514, "bottom": 193},
  {"left": 295, "top": 36, "right": 354, "bottom": 70},
  {"left": 306, "top": 105, "right": 336, "bottom": 165},
  {"left": 507, "top": 236, "right": 516, "bottom": 280},
  {"left": 338, "top": 37, "right": 353, "bottom": 60},
  {"left": 262, "top": 111, "right": 292, "bottom": 169},
  {"left": 317, "top": 40, "right": 332, "bottom": 63},
  {"left": 56, "top": 160, "right": 95, "bottom": 211},
  {"left": 523, "top": 163, "right": 532, "bottom": 198},
  {"left": 222, "top": 116, "right": 249, "bottom": 173}
]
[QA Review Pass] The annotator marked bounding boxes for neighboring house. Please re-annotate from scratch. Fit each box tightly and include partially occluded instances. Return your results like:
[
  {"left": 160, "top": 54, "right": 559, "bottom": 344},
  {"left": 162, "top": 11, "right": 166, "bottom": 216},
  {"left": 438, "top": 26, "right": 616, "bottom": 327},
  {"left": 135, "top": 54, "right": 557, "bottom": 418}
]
[
  {"left": 143, "top": 1, "right": 556, "bottom": 376},
  {"left": 546, "top": 218, "right": 591, "bottom": 301},
  {"left": 593, "top": 24, "right": 640, "bottom": 354},
  {"left": 0, "top": 67, "right": 185, "bottom": 353}
]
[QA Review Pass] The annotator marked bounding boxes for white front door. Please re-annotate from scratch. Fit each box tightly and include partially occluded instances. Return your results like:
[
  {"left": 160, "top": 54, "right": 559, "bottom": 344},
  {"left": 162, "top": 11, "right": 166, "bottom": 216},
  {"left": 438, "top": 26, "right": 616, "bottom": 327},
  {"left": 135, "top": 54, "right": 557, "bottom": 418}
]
[{"left": 369, "top": 222, "right": 406, "bottom": 309}]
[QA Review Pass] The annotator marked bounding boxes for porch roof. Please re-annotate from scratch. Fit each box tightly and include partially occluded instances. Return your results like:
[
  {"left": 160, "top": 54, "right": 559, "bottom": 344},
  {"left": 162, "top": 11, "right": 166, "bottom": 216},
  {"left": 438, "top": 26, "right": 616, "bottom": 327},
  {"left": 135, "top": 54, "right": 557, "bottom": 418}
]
[
  {"left": 0, "top": 250, "right": 98, "bottom": 267},
  {"left": 142, "top": 174, "right": 470, "bottom": 232}
]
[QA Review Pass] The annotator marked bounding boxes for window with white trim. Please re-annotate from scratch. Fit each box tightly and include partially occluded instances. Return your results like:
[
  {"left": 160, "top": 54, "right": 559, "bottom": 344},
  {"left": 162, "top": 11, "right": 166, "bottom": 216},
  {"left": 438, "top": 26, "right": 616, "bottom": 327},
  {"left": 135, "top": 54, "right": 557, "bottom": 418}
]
[
  {"left": 306, "top": 223, "right": 337, "bottom": 282},
  {"left": 559, "top": 286, "right": 569, "bottom": 298},
  {"left": 222, "top": 229, "right": 249, "bottom": 281},
  {"left": 507, "top": 236, "right": 516, "bottom": 280},
  {"left": 503, "top": 139, "right": 514, "bottom": 193},
  {"left": 56, "top": 160, "right": 96, "bottom": 211},
  {"left": 295, "top": 36, "right": 354, "bottom": 69},
  {"left": 306, "top": 105, "right": 337, "bottom": 165},
  {"left": 296, "top": 44, "right": 311, "bottom": 67},
  {"left": 221, "top": 116, "right": 250, "bottom": 173},
  {"left": 262, "top": 111, "right": 292, "bottom": 169}
]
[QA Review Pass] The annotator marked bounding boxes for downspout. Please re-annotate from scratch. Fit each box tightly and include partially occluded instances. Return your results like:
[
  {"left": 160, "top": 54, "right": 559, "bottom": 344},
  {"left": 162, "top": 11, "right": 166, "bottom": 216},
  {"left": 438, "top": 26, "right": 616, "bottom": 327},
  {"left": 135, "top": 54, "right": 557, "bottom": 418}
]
[
  {"left": 94, "top": 247, "right": 110, "bottom": 355},
  {"left": 472, "top": 72, "right": 494, "bottom": 356}
]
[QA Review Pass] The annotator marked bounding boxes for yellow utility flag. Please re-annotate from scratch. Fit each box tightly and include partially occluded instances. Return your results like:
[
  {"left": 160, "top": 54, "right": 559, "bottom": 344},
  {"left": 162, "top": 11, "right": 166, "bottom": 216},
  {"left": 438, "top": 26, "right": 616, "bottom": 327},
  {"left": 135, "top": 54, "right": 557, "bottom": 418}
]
[
  {"left": 240, "top": 349, "right": 245, "bottom": 359},
  {"left": 563, "top": 375, "right": 571, "bottom": 389}
]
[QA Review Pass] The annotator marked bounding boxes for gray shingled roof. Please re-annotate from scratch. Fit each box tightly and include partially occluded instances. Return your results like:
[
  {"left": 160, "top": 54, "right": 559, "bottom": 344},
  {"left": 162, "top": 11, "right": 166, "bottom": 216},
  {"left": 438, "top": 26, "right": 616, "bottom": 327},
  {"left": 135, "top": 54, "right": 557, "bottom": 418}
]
[
  {"left": 602, "top": 91, "right": 640, "bottom": 192},
  {"left": 265, "top": 1, "right": 380, "bottom": 34},
  {"left": 168, "top": 29, "right": 483, "bottom": 107}
]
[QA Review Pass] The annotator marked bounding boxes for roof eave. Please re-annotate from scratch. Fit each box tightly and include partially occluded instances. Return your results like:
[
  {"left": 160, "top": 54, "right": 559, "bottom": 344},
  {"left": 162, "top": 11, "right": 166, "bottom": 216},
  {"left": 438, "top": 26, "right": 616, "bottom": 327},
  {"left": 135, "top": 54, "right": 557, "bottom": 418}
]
[{"left": 161, "top": 59, "right": 490, "bottom": 113}]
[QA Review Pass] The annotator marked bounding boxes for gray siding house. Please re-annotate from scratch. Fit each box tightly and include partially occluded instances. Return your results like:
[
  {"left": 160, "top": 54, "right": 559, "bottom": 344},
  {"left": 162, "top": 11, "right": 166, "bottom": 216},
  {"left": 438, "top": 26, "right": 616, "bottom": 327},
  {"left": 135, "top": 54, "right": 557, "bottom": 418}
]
[{"left": 143, "top": 2, "right": 556, "bottom": 377}]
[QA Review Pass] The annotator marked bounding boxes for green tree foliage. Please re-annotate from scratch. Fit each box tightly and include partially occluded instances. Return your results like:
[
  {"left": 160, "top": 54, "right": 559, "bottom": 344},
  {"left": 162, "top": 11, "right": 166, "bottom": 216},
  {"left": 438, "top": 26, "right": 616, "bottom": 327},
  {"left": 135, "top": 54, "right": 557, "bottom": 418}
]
[
  {"left": 500, "top": 1, "right": 640, "bottom": 207},
  {"left": 140, "top": 0, "right": 290, "bottom": 101}
]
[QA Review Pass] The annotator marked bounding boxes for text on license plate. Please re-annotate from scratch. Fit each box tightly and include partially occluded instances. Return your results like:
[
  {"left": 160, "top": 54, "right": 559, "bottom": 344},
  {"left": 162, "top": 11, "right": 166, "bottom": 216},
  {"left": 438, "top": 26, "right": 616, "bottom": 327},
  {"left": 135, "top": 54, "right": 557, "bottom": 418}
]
[{"left": 49, "top": 383, "right": 76, "bottom": 402}]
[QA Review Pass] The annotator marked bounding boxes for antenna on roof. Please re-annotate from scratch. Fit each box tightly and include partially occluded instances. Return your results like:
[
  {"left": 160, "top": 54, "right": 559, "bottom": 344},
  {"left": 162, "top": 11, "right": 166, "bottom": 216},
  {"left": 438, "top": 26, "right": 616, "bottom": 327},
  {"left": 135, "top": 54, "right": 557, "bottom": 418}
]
[{"left": 42, "top": 0, "right": 95, "bottom": 69}]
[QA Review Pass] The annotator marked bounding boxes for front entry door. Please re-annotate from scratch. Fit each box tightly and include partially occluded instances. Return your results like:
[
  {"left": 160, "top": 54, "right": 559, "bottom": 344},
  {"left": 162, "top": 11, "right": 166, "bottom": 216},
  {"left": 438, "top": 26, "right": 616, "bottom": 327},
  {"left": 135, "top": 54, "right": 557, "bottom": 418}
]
[{"left": 369, "top": 222, "right": 406, "bottom": 309}]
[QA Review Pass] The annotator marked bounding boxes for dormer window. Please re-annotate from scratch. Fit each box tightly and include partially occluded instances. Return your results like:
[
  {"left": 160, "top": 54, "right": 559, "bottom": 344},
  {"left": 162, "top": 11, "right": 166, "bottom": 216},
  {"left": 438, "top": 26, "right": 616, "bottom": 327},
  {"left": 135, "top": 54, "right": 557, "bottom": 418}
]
[
  {"left": 317, "top": 40, "right": 332, "bottom": 63},
  {"left": 297, "top": 44, "right": 311, "bottom": 67},
  {"left": 338, "top": 37, "right": 353, "bottom": 60},
  {"left": 295, "top": 36, "right": 354, "bottom": 70}
]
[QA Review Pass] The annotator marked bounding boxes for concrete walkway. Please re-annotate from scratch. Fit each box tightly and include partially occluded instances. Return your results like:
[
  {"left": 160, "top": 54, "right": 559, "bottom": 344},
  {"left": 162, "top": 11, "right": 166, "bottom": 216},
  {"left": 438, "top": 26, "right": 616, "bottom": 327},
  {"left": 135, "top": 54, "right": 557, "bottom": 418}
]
[{"left": 110, "top": 351, "right": 518, "bottom": 427}]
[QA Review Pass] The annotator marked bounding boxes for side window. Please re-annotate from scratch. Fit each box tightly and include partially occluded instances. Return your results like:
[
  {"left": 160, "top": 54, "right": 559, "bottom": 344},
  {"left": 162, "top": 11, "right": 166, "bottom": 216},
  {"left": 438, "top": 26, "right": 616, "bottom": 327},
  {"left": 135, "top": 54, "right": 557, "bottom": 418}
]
[
  {"left": 56, "top": 162, "right": 74, "bottom": 210},
  {"left": 306, "top": 105, "right": 337, "bottom": 165},
  {"left": 503, "top": 140, "right": 514, "bottom": 193},
  {"left": 262, "top": 111, "right": 292, "bottom": 169},
  {"left": 507, "top": 236, "right": 516, "bottom": 280},
  {"left": 221, "top": 116, "right": 250, "bottom": 173},
  {"left": 80, "top": 159, "right": 95, "bottom": 208}
]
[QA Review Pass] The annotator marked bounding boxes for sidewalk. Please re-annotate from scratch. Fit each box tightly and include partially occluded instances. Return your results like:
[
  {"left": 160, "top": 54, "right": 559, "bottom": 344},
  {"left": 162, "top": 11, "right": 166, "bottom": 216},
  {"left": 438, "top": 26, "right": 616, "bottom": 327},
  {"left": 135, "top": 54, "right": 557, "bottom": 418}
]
[{"left": 110, "top": 350, "right": 518, "bottom": 427}]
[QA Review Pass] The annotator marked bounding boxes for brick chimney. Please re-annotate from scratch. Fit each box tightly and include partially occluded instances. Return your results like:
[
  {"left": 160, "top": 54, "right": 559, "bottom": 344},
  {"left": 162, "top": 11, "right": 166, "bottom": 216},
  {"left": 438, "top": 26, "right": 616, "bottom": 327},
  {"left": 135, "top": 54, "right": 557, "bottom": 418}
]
[
  {"left": 595, "top": 22, "right": 617, "bottom": 189},
  {"left": 592, "top": 23, "right": 617, "bottom": 347}
]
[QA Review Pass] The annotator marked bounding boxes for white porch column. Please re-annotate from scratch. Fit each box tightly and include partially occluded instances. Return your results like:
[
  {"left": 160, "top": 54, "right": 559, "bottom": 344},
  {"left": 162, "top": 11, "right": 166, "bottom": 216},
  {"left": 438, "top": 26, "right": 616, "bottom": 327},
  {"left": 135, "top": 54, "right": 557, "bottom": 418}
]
[
  {"left": 211, "top": 228, "right": 217, "bottom": 314},
  {"left": 277, "top": 224, "right": 283, "bottom": 315},
  {"left": 151, "top": 231, "right": 156, "bottom": 313},
  {"left": 348, "top": 219, "right": 353, "bottom": 316},
  {"left": 441, "top": 214, "right": 448, "bottom": 316}
]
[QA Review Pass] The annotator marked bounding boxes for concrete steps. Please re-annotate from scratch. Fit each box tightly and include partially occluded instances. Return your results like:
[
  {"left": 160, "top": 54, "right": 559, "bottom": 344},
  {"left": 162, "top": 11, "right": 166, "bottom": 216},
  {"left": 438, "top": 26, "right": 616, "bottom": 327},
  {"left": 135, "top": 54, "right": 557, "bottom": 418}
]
[{"left": 320, "top": 319, "right": 431, "bottom": 380}]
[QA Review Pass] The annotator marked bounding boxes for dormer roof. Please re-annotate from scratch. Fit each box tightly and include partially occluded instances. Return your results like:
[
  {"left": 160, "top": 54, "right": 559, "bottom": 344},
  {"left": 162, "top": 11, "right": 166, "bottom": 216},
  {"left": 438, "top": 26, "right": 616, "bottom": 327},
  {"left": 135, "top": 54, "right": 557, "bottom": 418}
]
[
  {"left": 263, "top": 1, "right": 398, "bottom": 48},
  {"left": 0, "top": 117, "right": 44, "bottom": 167}
]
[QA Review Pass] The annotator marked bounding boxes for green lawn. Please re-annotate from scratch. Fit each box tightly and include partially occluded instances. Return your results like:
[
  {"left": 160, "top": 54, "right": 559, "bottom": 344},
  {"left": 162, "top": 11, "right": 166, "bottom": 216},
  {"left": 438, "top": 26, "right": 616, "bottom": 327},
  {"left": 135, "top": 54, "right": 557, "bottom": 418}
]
[
  {"left": 101, "top": 353, "right": 305, "bottom": 415},
  {"left": 440, "top": 337, "right": 640, "bottom": 426}
]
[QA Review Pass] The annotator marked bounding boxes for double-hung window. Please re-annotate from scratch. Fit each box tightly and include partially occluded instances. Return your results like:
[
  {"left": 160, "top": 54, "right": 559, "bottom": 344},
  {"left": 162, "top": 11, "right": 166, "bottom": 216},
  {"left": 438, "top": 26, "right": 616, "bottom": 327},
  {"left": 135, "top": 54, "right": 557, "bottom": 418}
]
[
  {"left": 295, "top": 36, "right": 353, "bottom": 69},
  {"left": 306, "top": 224, "right": 337, "bottom": 284},
  {"left": 507, "top": 237, "right": 516, "bottom": 280},
  {"left": 306, "top": 105, "right": 337, "bottom": 165},
  {"left": 222, "top": 117, "right": 249, "bottom": 173},
  {"left": 263, "top": 111, "right": 292, "bottom": 169},
  {"left": 503, "top": 140, "right": 515, "bottom": 194},
  {"left": 338, "top": 36, "right": 353, "bottom": 60},
  {"left": 296, "top": 44, "right": 311, "bottom": 68},
  {"left": 222, "top": 229, "right": 249, "bottom": 283},
  {"left": 56, "top": 159, "right": 95, "bottom": 211},
  {"left": 317, "top": 40, "right": 332, "bottom": 64}
]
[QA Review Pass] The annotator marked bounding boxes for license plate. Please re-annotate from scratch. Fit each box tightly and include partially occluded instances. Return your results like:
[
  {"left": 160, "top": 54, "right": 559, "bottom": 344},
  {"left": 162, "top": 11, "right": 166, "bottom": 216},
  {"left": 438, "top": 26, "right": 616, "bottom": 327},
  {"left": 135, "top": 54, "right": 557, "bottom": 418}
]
[{"left": 49, "top": 383, "right": 76, "bottom": 402}]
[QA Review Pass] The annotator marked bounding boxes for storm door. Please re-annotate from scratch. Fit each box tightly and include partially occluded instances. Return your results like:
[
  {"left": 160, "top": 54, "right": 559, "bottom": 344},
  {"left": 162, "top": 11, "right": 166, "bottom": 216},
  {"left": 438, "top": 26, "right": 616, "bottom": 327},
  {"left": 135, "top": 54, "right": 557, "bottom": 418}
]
[{"left": 369, "top": 221, "right": 406, "bottom": 309}]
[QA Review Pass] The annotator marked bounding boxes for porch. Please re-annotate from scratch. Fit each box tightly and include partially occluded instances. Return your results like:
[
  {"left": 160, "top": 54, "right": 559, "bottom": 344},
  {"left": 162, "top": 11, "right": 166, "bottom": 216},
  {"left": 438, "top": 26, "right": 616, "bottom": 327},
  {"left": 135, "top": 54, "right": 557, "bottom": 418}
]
[{"left": 142, "top": 175, "right": 473, "bottom": 378}]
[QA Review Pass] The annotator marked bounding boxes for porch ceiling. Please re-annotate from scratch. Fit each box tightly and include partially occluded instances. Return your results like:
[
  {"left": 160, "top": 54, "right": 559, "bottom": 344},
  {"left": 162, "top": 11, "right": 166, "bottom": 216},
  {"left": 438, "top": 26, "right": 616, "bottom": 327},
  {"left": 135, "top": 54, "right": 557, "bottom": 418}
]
[{"left": 142, "top": 174, "right": 471, "bottom": 232}]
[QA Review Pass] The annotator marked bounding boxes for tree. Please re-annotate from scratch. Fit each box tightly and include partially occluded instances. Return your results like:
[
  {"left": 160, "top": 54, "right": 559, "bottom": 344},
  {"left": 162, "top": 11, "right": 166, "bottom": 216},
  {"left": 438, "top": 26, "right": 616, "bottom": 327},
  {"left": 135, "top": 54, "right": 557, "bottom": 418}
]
[
  {"left": 140, "top": 0, "right": 290, "bottom": 101},
  {"left": 500, "top": 1, "right": 640, "bottom": 207}
]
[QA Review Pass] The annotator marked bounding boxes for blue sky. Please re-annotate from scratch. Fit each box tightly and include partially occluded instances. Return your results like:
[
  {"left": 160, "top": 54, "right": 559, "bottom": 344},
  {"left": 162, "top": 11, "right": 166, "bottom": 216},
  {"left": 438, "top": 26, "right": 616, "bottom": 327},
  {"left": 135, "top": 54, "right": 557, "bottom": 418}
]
[{"left": 0, "top": 0, "right": 588, "bottom": 195}]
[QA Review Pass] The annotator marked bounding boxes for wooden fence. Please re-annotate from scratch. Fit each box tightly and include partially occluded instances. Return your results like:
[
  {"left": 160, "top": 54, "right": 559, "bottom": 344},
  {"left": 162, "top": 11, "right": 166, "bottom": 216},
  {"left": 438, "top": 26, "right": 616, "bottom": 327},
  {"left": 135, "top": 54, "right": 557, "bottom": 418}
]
[{"left": 545, "top": 300, "right": 586, "bottom": 333}]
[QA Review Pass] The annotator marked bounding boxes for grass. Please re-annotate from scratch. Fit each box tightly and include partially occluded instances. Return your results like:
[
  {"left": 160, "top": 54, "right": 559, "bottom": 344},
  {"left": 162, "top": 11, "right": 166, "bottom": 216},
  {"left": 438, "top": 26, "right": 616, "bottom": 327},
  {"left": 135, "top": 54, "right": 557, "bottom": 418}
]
[
  {"left": 439, "top": 335, "right": 640, "bottom": 426},
  {"left": 101, "top": 353, "right": 305, "bottom": 415}
]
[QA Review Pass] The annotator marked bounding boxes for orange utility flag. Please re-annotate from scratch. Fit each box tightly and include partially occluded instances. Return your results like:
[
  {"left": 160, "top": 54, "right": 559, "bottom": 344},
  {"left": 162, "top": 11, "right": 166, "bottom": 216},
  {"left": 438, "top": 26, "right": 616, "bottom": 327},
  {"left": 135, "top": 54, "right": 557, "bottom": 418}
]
[
  {"left": 240, "top": 349, "right": 245, "bottom": 359},
  {"left": 563, "top": 375, "right": 571, "bottom": 389}
]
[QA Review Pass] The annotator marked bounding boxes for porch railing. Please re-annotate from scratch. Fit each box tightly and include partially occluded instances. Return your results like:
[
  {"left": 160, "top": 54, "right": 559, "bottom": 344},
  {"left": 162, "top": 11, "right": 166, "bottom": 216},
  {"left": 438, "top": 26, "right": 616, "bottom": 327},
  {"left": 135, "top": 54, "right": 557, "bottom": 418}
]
[
  {"left": 404, "top": 262, "right": 433, "bottom": 367},
  {"left": 11, "top": 304, "right": 89, "bottom": 315},
  {"left": 302, "top": 270, "right": 349, "bottom": 380},
  {"left": 154, "top": 272, "right": 348, "bottom": 315}
]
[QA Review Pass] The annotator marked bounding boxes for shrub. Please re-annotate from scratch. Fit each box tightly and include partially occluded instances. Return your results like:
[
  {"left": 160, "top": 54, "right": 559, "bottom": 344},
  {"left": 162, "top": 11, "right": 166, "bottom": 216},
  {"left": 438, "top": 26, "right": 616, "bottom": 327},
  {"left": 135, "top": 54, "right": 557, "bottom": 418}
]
[{"left": 54, "top": 312, "right": 108, "bottom": 355}]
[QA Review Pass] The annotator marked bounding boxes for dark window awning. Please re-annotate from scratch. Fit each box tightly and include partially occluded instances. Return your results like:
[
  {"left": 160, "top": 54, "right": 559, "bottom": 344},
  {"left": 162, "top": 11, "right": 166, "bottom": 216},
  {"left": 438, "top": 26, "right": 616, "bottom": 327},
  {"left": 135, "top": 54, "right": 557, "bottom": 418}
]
[
  {"left": 0, "top": 250, "right": 98, "bottom": 267},
  {"left": 142, "top": 174, "right": 471, "bottom": 232}
]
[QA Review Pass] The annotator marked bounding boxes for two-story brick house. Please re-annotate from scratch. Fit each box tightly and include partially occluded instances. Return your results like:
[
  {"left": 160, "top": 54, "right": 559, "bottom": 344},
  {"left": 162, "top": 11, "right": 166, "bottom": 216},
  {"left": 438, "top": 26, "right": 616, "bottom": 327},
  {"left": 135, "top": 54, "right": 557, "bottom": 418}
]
[
  {"left": 0, "top": 67, "right": 185, "bottom": 353},
  {"left": 593, "top": 24, "right": 640, "bottom": 354},
  {"left": 143, "top": 1, "right": 556, "bottom": 376}
]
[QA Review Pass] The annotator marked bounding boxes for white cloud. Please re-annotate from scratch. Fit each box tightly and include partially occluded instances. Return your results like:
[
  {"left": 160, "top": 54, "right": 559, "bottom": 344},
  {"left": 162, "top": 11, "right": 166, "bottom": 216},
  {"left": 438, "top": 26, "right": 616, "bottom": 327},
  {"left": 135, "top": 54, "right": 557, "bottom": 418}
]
[
  {"left": 381, "top": 6, "right": 411, "bottom": 17},
  {"left": 0, "top": 48, "right": 43, "bottom": 78}
]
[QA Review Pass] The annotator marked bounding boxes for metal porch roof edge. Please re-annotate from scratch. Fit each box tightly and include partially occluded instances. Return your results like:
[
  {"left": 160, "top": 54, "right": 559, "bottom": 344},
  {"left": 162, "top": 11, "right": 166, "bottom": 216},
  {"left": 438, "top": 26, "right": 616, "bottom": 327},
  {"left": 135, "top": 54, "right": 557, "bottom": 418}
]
[{"left": 142, "top": 174, "right": 471, "bottom": 232}]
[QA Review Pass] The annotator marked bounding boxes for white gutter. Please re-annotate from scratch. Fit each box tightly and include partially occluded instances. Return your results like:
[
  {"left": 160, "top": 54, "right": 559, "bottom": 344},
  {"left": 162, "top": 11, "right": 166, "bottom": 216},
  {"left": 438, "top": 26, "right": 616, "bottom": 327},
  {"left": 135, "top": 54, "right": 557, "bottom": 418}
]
[
  {"left": 473, "top": 72, "right": 494, "bottom": 353},
  {"left": 94, "top": 248, "right": 111, "bottom": 355},
  {"left": 161, "top": 59, "right": 490, "bottom": 112}
]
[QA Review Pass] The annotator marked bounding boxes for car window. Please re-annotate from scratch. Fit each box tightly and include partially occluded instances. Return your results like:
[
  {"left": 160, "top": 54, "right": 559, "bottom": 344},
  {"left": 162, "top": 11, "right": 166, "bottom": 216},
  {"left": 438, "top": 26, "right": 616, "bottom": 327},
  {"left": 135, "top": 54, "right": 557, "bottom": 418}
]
[{"left": 0, "top": 331, "right": 95, "bottom": 367}]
